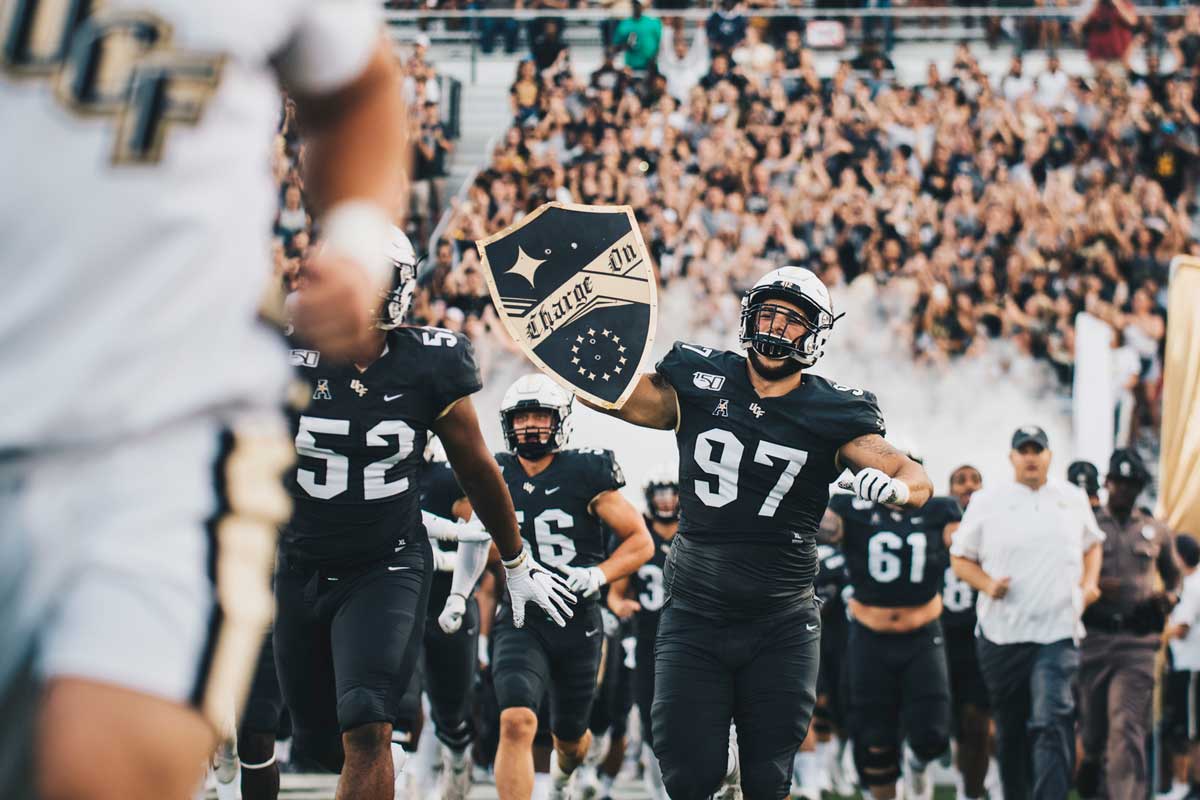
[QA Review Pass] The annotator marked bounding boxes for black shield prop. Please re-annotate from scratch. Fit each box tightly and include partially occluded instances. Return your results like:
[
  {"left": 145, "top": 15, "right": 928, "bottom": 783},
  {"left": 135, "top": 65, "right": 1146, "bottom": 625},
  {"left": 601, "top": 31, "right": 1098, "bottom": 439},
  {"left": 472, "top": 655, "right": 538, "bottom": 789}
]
[{"left": 476, "top": 202, "right": 658, "bottom": 409}]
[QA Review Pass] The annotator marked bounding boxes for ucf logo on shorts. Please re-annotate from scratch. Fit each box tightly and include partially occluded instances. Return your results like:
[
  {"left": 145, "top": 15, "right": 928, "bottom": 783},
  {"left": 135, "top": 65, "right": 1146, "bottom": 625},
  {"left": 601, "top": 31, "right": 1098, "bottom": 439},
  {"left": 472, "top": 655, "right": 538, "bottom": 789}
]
[{"left": 476, "top": 202, "right": 658, "bottom": 410}]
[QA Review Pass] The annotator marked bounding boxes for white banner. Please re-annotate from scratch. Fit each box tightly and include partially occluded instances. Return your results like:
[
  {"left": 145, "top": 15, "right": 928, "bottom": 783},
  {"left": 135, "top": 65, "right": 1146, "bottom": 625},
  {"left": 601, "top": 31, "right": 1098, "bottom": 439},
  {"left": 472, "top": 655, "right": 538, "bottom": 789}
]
[{"left": 1073, "top": 312, "right": 1115, "bottom": 472}]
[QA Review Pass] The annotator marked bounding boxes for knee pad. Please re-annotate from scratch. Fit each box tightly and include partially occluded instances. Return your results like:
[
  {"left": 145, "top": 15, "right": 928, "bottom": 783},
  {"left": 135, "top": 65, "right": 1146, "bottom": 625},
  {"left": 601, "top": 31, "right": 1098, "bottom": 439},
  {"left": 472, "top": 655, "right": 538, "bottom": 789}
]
[
  {"left": 336, "top": 686, "right": 389, "bottom": 732},
  {"left": 434, "top": 718, "right": 474, "bottom": 752},
  {"left": 236, "top": 731, "right": 276, "bottom": 767},
  {"left": 854, "top": 741, "right": 900, "bottom": 787},
  {"left": 739, "top": 758, "right": 791, "bottom": 800},
  {"left": 661, "top": 762, "right": 725, "bottom": 800},
  {"left": 909, "top": 733, "right": 950, "bottom": 765}
]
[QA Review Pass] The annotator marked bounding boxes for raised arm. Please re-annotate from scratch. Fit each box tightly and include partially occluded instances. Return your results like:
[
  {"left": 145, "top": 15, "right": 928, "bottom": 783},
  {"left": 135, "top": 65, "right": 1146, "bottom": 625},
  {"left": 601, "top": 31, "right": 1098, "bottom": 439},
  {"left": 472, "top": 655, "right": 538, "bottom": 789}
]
[
  {"left": 577, "top": 372, "right": 680, "bottom": 430},
  {"left": 835, "top": 433, "right": 933, "bottom": 508}
]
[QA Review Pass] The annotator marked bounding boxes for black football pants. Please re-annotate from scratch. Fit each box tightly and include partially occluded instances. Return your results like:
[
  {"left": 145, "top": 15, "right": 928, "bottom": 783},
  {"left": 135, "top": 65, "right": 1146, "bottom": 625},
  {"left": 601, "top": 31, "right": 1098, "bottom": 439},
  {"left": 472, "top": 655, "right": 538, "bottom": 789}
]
[{"left": 651, "top": 601, "right": 821, "bottom": 800}]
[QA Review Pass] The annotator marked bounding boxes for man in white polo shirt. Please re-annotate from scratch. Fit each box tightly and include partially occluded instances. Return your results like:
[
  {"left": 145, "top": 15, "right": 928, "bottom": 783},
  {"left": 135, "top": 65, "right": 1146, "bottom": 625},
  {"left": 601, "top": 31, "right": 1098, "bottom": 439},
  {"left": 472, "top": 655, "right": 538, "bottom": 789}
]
[{"left": 950, "top": 425, "right": 1104, "bottom": 800}]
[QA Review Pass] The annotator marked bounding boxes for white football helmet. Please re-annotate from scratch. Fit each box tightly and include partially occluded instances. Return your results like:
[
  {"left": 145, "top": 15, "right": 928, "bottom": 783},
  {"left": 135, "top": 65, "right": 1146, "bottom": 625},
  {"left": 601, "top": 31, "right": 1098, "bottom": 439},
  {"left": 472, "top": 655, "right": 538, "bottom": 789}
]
[
  {"left": 500, "top": 374, "right": 574, "bottom": 458},
  {"left": 738, "top": 266, "right": 839, "bottom": 367},
  {"left": 379, "top": 226, "right": 418, "bottom": 330}
]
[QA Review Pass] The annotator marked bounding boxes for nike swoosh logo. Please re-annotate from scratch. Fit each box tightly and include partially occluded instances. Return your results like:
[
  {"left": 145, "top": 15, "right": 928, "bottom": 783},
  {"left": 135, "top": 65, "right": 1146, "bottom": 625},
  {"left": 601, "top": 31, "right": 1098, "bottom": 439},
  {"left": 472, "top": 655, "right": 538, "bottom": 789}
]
[
  {"left": 806, "top": 623, "right": 819, "bottom": 631},
  {"left": 384, "top": 393, "right": 404, "bottom": 402},
  {"left": 585, "top": 629, "right": 599, "bottom": 637},
  {"left": 545, "top": 487, "right": 561, "bottom": 495},
  {"left": 388, "top": 566, "right": 409, "bottom": 572}
]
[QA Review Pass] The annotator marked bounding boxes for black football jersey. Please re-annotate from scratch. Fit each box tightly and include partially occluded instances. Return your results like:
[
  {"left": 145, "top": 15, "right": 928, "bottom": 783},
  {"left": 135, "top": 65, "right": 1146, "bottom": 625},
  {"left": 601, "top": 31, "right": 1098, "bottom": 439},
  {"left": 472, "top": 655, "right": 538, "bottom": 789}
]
[
  {"left": 941, "top": 563, "right": 978, "bottom": 631},
  {"left": 496, "top": 448, "right": 625, "bottom": 588},
  {"left": 633, "top": 518, "right": 673, "bottom": 634},
  {"left": 831, "top": 494, "right": 962, "bottom": 608},
  {"left": 814, "top": 542, "right": 849, "bottom": 607},
  {"left": 283, "top": 326, "right": 482, "bottom": 566},
  {"left": 420, "top": 459, "right": 468, "bottom": 616},
  {"left": 656, "top": 342, "right": 886, "bottom": 620}
]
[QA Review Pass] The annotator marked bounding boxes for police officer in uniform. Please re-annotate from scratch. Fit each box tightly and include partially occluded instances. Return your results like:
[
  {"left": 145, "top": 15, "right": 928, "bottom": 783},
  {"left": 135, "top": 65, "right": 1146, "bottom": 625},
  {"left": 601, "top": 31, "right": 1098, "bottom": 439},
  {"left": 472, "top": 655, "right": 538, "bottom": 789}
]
[
  {"left": 1078, "top": 449, "right": 1180, "bottom": 799},
  {"left": 827, "top": 447, "right": 961, "bottom": 800},
  {"left": 579, "top": 266, "right": 933, "bottom": 800}
]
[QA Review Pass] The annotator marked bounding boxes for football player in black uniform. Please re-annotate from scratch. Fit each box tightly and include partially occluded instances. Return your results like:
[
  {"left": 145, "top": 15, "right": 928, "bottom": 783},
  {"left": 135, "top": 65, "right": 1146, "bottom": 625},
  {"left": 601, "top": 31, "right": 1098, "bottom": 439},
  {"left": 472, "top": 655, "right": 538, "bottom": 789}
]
[
  {"left": 941, "top": 464, "right": 991, "bottom": 800},
  {"left": 415, "top": 439, "right": 489, "bottom": 800},
  {"left": 275, "top": 231, "right": 574, "bottom": 800},
  {"left": 826, "top": 444, "right": 961, "bottom": 800},
  {"left": 472, "top": 374, "right": 653, "bottom": 800},
  {"left": 795, "top": 523, "right": 853, "bottom": 798},
  {"left": 578, "top": 266, "right": 933, "bottom": 799},
  {"left": 630, "top": 466, "right": 678, "bottom": 800}
]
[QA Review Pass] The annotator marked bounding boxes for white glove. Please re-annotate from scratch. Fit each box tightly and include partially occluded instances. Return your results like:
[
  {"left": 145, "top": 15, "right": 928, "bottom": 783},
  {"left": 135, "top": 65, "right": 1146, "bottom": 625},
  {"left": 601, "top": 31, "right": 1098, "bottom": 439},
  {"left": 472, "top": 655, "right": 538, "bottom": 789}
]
[
  {"left": 432, "top": 547, "right": 458, "bottom": 573},
  {"left": 600, "top": 607, "right": 620, "bottom": 638},
  {"left": 838, "top": 468, "right": 910, "bottom": 505},
  {"left": 564, "top": 566, "right": 607, "bottom": 598},
  {"left": 439, "top": 593, "right": 467, "bottom": 634},
  {"left": 503, "top": 547, "right": 576, "bottom": 628}
]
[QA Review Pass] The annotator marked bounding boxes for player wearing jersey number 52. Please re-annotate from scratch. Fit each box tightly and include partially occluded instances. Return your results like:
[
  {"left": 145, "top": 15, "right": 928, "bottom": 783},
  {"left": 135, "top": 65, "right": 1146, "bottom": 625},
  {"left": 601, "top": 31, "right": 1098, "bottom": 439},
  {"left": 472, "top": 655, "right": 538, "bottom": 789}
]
[
  {"left": 578, "top": 266, "right": 932, "bottom": 800},
  {"left": 462, "top": 374, "right": 652, "bottom": 800},
  {"left": 276, "top": 231, "right": 572, "bottom": 800},
  {"left": 0, "top": 3, "right": 410, "bottom": 800}
]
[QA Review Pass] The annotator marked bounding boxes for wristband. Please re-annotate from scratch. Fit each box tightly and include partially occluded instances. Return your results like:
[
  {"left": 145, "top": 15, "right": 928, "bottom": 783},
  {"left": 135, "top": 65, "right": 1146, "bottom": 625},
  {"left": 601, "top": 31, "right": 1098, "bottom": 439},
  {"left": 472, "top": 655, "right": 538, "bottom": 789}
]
[
  {"left": 890, "top": 480, "right": 911, "bottom": 505},
  {"left": 501, "top": 547, "right": 527, "bottom": 569},
  {"left": 318, "top": 201, "right": 393, "bottom": 290}
]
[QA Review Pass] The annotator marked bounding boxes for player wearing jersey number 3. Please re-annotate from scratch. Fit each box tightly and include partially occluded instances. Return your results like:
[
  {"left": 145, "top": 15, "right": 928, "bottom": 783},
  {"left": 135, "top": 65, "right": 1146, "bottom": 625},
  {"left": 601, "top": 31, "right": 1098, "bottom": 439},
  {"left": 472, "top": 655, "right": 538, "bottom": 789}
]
[
  {"left": 580, "top": 266, "right": 933, "bottom": 800},
  {"left": 0, "top": 3, "right": 412, "bottom": 800}
]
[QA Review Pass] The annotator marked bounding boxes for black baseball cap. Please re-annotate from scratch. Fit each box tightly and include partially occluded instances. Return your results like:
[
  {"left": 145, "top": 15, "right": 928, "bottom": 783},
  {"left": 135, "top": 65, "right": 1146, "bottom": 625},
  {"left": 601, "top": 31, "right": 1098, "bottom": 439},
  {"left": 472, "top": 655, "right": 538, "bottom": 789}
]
[
  {"left": 1067, "top": 461, "right": 1100, "bottom": 495},
  {"left": 1011, "top": 425, "right": 1049, "bottom": 451},
  {"left": 1108, "top": 448, "right": 1150, "bottom": 485}
]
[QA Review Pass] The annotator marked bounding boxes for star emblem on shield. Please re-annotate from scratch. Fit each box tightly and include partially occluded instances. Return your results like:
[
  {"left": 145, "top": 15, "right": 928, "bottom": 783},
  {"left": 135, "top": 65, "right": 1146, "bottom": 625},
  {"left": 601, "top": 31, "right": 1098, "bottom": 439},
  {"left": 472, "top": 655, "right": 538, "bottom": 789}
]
[{"left": 475, "top": 202, "right": 658, "bottom": 409}]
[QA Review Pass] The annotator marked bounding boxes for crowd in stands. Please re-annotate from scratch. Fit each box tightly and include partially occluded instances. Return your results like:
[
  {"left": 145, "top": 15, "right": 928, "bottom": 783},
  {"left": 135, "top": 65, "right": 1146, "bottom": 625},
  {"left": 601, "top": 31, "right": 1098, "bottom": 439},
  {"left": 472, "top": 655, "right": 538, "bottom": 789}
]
[{"left": 274, "top": 3, "right": 1199, "bottom": 452}]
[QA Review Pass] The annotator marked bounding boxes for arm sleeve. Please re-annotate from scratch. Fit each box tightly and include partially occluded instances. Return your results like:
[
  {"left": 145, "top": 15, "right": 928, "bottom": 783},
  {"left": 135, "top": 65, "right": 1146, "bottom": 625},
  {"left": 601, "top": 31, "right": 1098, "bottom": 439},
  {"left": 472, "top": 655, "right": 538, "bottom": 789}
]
[
  {"left": 450, "top": 536, "right": 491, "bottom": 598},
  {"left": 273, "top": 0, "right": 382, "bottom": 95},
  {"left": 950, "top": 493, "right": 986, "bottom": 560}
]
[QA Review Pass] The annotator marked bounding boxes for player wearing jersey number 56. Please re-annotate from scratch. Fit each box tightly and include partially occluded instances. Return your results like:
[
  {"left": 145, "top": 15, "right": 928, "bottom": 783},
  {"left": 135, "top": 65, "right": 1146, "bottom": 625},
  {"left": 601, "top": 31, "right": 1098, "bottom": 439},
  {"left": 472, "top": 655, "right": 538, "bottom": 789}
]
[
  {"left": 824, "top": 442, "right": 961, "bottom": 800},
  {"left": 276, "top": 232, "right": 572, "bottom": 800},
  {"left": 462, "top": 374, "right": 652, "bottom": 800},
  {"left": 0, "top": 3, "right": 408, "bottom": 800},
  {"left": 578, "top": 266, "right": 933, "bottom": 800}
]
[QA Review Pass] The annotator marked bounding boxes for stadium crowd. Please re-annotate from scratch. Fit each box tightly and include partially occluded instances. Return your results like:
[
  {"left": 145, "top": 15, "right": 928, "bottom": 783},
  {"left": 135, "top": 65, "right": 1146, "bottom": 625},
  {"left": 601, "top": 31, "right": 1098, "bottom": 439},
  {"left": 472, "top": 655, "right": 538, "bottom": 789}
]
[{"left": 417, "top": 13, "right": 1194, "bottom": 452}]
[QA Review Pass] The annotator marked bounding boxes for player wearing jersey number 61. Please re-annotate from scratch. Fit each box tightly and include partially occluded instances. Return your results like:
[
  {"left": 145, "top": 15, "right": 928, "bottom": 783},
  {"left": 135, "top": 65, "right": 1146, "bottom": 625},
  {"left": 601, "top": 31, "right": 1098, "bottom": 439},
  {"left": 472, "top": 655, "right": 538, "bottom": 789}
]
[{"left": 577, "top": 266, "right": 933, "bottom": 800}]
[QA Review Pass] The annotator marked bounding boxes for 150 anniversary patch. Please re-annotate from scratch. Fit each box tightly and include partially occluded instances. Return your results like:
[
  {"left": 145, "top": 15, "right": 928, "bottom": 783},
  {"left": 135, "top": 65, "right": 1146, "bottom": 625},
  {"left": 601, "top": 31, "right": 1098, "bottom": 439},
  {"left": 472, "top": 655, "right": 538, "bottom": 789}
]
[{"left": 476, "top": 203, "right": 658, "bottom": 409}]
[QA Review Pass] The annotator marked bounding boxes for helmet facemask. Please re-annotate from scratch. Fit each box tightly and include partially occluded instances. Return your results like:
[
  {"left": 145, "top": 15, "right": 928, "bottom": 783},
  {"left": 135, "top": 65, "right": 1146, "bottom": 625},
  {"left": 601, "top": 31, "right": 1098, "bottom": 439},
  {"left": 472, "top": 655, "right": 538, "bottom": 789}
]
[
  {"left": 378, "top": 260, "right": 417, "bottom": 331},
  {"left": 644, "top": 482, "right": 680, "bottom": 522},
  {"left": 502, "top": 403, "right": 567, "bottom": 459},
  {"left": 739, "top": 288, "right": 837, "bottom": 368}
]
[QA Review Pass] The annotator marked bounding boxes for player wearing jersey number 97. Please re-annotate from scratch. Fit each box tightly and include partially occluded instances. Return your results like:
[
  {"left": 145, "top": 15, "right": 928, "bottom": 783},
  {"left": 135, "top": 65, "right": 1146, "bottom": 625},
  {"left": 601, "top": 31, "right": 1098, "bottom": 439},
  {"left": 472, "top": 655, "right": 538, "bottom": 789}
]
[
  {"left": 469, "top": 374, "right": 653, "bottom": 800},
  {"left": 575, "top": 266, "right": 933, "bottom": 800}
]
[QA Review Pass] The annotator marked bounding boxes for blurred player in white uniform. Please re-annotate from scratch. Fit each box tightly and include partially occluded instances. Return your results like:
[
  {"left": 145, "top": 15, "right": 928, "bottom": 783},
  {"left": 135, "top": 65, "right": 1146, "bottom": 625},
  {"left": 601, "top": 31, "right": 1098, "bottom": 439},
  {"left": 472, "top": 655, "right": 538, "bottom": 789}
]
[{"left": 0, "top": 2, "right": 409, "bottom": 798}]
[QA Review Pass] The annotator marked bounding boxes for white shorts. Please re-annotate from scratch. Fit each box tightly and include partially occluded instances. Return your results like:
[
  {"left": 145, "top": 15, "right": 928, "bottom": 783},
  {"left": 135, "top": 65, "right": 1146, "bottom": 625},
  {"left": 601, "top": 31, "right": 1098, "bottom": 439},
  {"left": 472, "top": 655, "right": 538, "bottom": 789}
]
[{"left": 0, "top": 407, "right": 292, "bottom": 729}]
